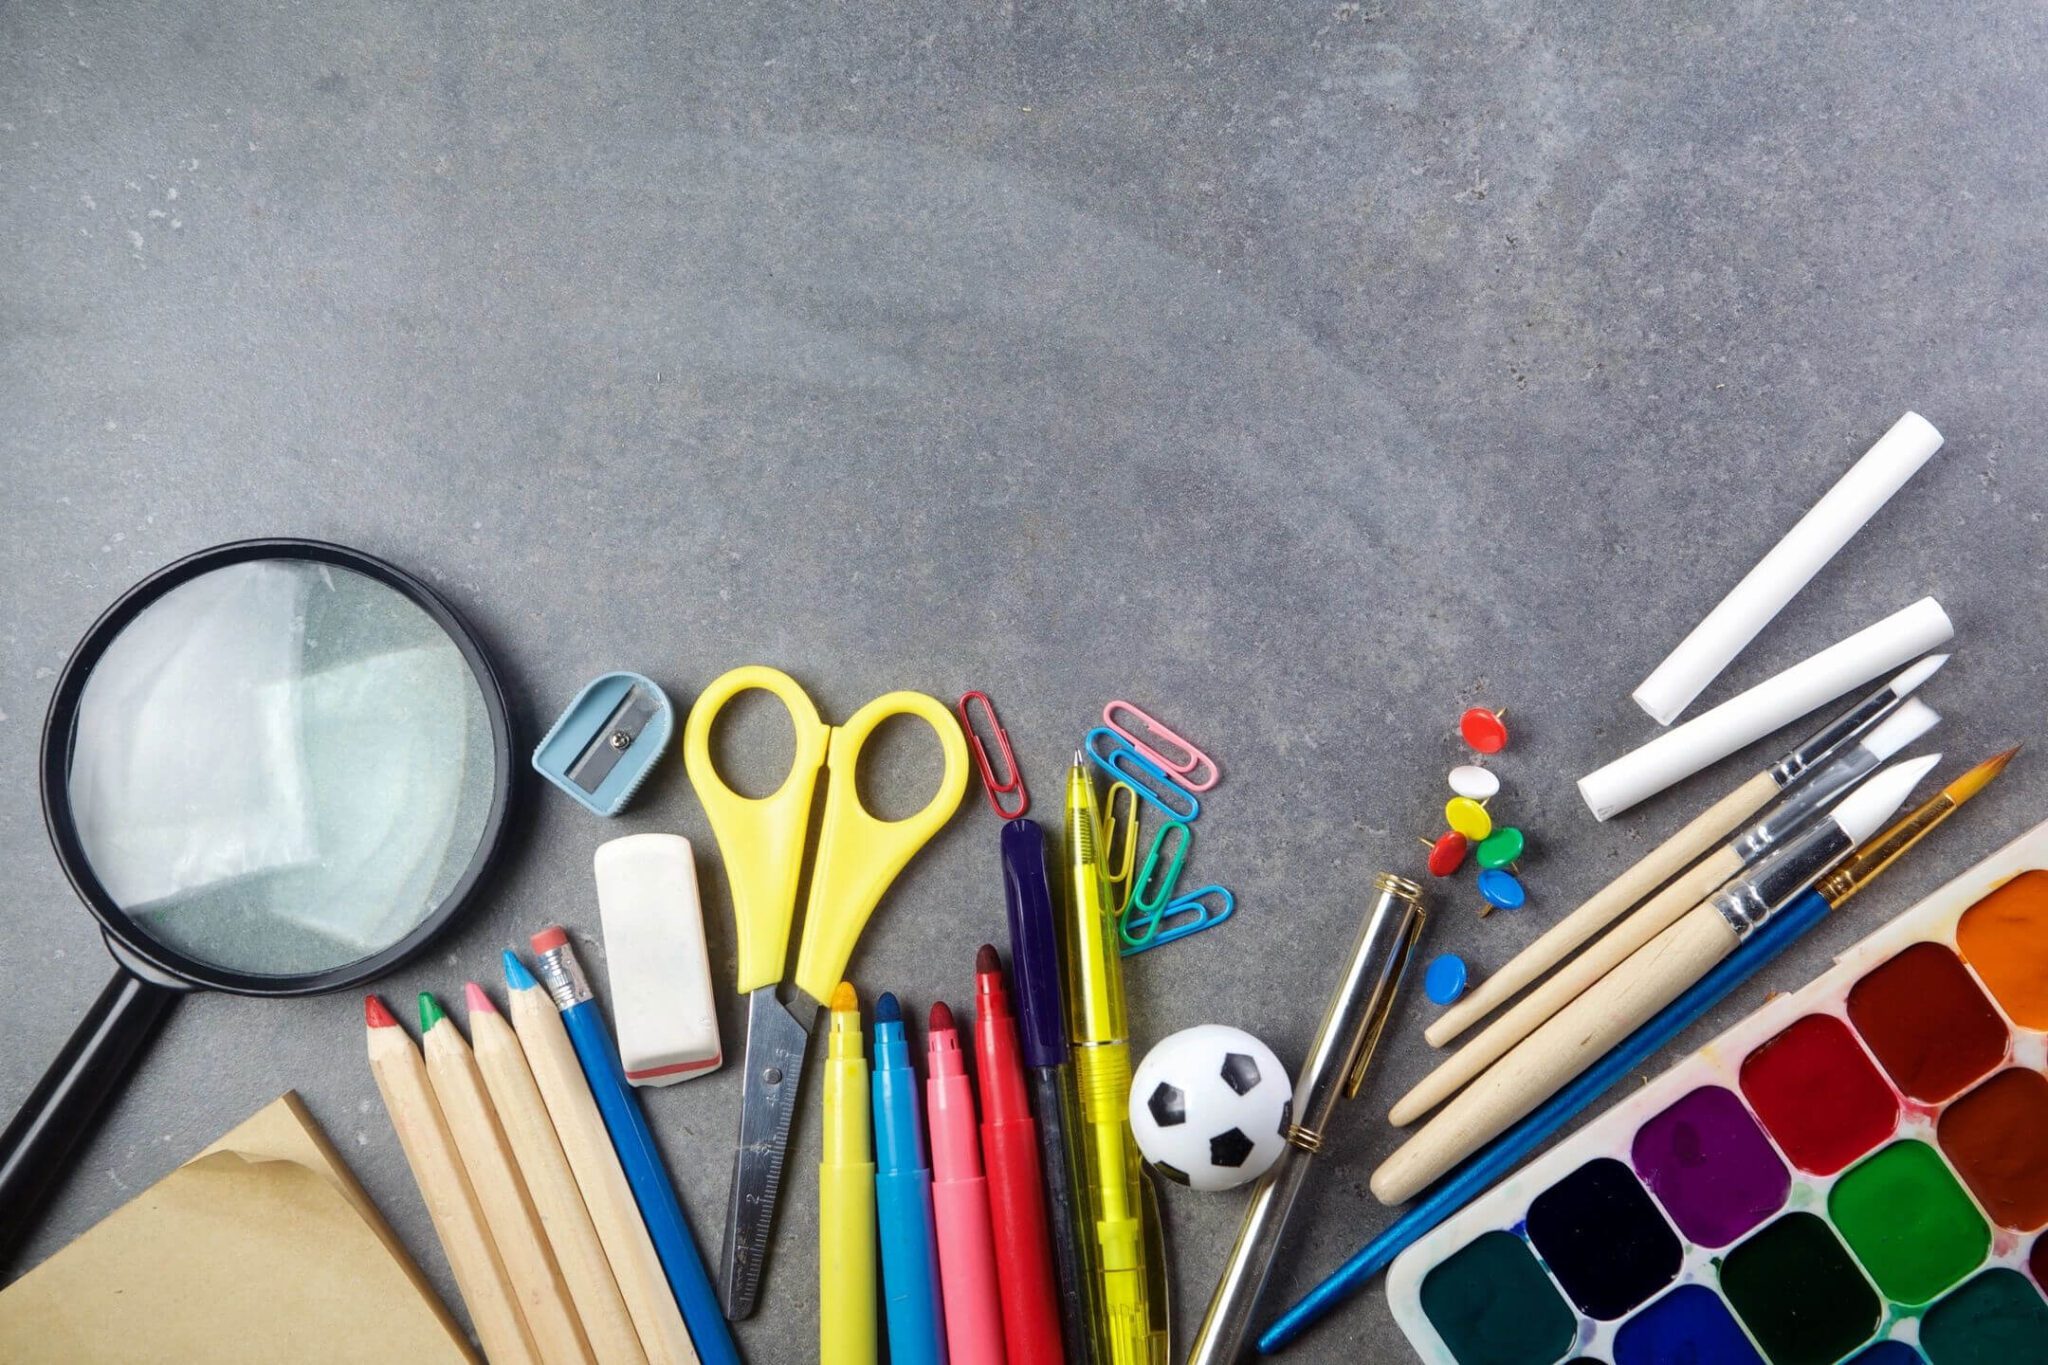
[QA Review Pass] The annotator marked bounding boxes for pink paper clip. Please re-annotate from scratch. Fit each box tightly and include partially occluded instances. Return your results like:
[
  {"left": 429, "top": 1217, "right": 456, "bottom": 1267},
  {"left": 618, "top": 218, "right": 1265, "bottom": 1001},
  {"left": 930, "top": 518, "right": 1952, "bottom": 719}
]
[
  {"left": 1103, "top": 700, "right": 1219, "bottom": 792},
  {"left": 957, "top": 690, "right": 1030, "bottom": 819}
]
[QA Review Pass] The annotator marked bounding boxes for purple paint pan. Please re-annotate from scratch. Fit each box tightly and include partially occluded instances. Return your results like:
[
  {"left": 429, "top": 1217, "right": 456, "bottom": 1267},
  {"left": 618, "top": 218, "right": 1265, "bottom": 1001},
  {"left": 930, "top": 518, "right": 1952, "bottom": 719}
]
[{"left": 1630, "top": 1085, "right": 1790, "bottom": 1247}]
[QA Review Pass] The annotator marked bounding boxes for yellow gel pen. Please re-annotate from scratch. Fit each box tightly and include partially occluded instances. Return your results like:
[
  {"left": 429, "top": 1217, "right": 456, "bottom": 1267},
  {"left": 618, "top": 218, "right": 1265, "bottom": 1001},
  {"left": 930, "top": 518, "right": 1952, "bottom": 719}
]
[
  {"left": 1063, "top": 754, "right": 1166, "bottom": 1365},
  {"left": 821, "top": 981, "right": 877, "bottom": 1365}
]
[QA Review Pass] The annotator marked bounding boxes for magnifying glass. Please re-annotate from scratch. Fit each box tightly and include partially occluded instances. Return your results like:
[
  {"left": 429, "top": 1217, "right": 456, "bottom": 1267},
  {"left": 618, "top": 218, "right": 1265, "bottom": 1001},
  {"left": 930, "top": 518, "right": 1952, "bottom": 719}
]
[{"left": 0, "top": 539, "right": 514, "bottom": 1264}]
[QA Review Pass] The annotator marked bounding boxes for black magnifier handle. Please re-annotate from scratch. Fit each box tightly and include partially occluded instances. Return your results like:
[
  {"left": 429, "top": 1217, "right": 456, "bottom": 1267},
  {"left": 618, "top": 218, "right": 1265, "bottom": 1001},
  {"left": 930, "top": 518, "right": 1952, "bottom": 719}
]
[{"left": 0, "top": 962, "right": 182, "bottom": 1269}]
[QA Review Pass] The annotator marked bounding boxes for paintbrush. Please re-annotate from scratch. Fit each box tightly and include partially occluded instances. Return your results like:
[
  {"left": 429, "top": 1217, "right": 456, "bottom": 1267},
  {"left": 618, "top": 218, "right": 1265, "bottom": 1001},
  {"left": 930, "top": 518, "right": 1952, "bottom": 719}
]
[
  {"left": 1427, "top": 655, "right": 1949, "bottom": 1049},
  {"left": 1258, "top": 746, "right": 2015, "bottom": 1353},
  {"left": 1375, "top": 754, "right": 1939, "bottom": 1206},
  {"left": 1392, "top": 698, "right": 1940, "bottom": 1126}
]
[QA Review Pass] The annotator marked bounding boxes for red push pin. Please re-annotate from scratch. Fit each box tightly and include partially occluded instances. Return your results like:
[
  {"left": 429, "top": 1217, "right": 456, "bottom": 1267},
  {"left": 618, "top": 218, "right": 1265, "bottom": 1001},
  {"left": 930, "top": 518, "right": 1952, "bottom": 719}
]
[
  {"left": 1422, "top": 831, "right": 1470, "bottom": 877},
  {"left": 1460, "top": 706, "right": 1508, "bottom": 754}
]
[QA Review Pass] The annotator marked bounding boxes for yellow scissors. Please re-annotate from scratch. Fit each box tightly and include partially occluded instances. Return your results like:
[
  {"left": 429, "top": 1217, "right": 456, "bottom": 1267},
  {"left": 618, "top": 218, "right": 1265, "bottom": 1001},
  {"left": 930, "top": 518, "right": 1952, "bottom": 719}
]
[{"left": 682, "top": 664, "right": 968, "bottom": 1320}]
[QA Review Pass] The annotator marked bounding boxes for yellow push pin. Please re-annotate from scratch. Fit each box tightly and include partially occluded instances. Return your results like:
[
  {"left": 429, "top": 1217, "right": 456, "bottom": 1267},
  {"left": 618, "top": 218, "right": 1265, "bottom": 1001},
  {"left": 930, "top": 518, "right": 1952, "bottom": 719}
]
[{"left": 1445, "top": 795, "right": 1493, "bottom": 842}]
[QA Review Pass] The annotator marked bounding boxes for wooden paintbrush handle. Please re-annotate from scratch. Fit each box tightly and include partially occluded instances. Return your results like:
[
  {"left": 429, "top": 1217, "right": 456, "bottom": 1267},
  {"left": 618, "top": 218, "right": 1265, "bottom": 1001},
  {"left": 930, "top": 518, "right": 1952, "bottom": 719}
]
[
  {"left": 1392, "top": 844, "right": 1744, "bottom": 1125},
  {"left": 1374, "top": 904, "right": 1738, "bottom": 1205},
  {"left": 1424, "top": 769, "right": 1775, "bottom": 1047}
]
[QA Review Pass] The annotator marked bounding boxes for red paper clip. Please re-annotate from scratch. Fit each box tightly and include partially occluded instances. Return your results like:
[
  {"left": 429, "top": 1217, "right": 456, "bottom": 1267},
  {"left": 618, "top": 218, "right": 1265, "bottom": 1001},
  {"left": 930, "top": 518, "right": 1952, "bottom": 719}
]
[
  {"left": 957, "top": 690, "right": 1030, "bottom": 819},
  {"left": 1103, "top": 700, "right": 1219, "bottom": 792}
]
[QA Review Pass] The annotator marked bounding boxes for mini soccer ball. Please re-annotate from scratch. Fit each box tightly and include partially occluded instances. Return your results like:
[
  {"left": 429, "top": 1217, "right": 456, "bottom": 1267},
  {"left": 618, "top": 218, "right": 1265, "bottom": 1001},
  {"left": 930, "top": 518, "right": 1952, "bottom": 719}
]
[{"left": 1129, "top": 1024, "right": 1291, "bottom": 1191}]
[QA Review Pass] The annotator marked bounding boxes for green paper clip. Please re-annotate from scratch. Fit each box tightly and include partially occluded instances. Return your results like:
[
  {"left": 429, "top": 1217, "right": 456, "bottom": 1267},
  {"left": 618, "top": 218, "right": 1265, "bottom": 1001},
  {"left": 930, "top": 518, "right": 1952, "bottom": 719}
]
[{"left": 1118, "top": 820, "right": 1192, "bottom": 949}]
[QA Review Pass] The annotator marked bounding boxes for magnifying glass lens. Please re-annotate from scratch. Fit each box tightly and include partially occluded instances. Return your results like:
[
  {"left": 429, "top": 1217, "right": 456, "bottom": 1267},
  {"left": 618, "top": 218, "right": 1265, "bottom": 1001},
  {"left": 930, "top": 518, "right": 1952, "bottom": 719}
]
[{"left": 63, "top": 558, "right": 497, "bottom": 976}]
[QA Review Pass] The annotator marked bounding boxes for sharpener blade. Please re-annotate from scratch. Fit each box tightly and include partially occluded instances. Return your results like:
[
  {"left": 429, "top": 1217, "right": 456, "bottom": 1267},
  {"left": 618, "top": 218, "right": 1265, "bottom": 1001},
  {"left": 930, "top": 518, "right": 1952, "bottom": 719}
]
[{"left": 566, "top": 684, "right": 662, "bottom": 793}]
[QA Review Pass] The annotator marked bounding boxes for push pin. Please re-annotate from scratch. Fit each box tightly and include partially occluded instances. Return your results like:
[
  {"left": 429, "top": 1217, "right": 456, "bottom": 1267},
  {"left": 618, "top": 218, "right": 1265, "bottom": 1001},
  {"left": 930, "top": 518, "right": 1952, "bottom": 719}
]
[
  {"left": 1476, "top": 867, "right": 1526, "bottom": 917},
  {"left": 1424, "top": 954, "right": 1470, "bottom": 1006},
  {"left": 1422, "top": 831, "right": 1469, "bottom": 877},
  {"left": 1448, "top": 764, "right": 1500, "bottom": 801},
  {"left": 1460, "top": 706, "right": 1509, "bottom": 754},
  {"left": 1445, "top": 796, "right": 1493, "bottom": 842},
  {"left": 1476, "top": 826, "right": 1525, "bottom": 870}
]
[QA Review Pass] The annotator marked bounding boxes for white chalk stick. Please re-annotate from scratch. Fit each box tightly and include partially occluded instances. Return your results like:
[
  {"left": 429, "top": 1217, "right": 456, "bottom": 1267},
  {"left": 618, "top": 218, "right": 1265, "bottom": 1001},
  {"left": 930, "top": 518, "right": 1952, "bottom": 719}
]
[
  {"left": 1581, "top": 597, "right": 1952, "bottom": 820},
  {"left": 1632, "top": 412, "right": 1944, "bottom": 725}
]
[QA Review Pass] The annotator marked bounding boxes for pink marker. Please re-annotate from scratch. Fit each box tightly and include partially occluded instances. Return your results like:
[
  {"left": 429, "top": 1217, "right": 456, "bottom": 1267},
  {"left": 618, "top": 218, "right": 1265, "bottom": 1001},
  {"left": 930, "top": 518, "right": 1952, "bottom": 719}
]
[{"left": 926, "top": 1001, "right": 1008, "bottom": 1365}]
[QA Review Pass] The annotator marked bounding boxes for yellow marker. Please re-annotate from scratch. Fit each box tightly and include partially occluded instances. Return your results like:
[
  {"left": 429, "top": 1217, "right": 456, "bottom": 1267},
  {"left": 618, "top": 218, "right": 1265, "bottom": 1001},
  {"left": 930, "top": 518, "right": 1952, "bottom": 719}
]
[
  {"left": 820, "top": 981, "right": 877, "bottom": 1365},
  {"left": 1062, "top": 755, "right": 1167, "bottom": 1365}
]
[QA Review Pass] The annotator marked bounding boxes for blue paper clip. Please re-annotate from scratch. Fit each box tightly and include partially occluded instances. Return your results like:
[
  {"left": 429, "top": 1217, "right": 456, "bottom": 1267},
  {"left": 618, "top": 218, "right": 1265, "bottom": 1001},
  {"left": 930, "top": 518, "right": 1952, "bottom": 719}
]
[
  {"left": 1118, "top": 821, "right": 1192, "bottom": 949},
  {"left": 1121, "top": 884, "right": 1233, "bottom": 956},
  {"left": 1086, "top": 727, "right": 1199, "bottom": 822}
]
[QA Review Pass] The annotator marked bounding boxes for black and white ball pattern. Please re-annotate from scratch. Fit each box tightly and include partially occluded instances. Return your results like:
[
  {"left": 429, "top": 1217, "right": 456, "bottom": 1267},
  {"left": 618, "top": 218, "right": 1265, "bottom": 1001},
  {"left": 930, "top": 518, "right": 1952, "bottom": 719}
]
[{"left": 1128, "top": 1024, "right": 1292, "bottom": 1191}]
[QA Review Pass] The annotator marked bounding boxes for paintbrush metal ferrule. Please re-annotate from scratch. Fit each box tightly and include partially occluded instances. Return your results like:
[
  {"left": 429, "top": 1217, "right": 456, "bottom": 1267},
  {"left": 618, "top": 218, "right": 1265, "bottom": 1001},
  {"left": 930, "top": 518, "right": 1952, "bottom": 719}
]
[
  {"left": 1816, "top": 747, "right": 2018, "bottom": 906},
  {"left": 1764, "top": 656, "right": 1942, "bottom": 789},
  {"left": 1712, "top": 821, "right": 1853, "bottom": 938}
]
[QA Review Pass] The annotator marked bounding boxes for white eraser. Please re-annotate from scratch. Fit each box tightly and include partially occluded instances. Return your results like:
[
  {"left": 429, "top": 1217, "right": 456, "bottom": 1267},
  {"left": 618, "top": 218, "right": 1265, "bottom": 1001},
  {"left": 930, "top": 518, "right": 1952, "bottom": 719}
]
[
  {"left": 595, "top": 833, "right": 723, "bottom": 1087},
  {"left": 1580, "top": 596, "right": 1953, "bottom": 821},
  {"left": 1632, "top": 412, "right": 1944, "bottom": 726}
]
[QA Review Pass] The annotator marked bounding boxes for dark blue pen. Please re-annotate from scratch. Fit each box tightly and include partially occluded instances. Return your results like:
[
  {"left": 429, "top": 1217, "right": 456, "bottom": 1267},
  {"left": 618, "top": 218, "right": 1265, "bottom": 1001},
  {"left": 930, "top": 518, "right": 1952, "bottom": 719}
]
[
  {"left": 527, "top": 928, "right": 741, "bottom": 1365},
  {"left": 1003, "top": 816, "right": 1097, "bottom": 1365}
]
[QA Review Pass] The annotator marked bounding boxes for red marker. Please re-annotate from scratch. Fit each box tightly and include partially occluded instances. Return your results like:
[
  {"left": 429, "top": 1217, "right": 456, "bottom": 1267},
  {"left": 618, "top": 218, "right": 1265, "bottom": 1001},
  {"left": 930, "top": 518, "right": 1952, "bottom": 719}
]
[{"left": 974, "top": 945, "right": 1065, "bottom": 1364}]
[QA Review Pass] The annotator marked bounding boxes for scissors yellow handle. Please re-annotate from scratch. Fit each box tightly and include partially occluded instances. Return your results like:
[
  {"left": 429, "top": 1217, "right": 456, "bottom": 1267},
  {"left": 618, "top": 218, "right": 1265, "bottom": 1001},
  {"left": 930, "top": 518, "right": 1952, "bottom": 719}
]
[
  {"left": 682, "top": 666, "right": 832, "bottom": 994},
  {"left": 792, "top": 690, "right": 967, "bottom": 1005},
  {"left": 683, "top": 667, "right": 970, "bottom": 1002}
]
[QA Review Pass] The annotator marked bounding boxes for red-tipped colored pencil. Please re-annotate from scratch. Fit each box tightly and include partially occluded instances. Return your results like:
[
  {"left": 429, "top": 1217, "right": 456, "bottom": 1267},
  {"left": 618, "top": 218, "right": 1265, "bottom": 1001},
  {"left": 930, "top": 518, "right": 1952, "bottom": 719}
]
[{"left": 975, "top": 945, "right": 1065, "bottom": 1363}]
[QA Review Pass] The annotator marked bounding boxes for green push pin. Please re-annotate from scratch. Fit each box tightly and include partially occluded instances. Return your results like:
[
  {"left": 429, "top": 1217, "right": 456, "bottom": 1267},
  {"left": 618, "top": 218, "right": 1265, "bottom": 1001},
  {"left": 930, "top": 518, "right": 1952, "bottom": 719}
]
[{"left": 1476, "top": 826, "right": 1524, "bottom": 870}]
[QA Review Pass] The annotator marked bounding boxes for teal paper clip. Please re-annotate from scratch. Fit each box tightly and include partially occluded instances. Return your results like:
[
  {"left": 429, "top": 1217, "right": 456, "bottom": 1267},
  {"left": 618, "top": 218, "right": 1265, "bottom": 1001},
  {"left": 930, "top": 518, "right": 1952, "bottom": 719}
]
[
  {"left": 1117, "top": 821, "right": 1192, "bottom": 949},
  {"left": 1085, "top": 727, "right": 1199, "bottom": 822},
  {"left": 1121, "top": 884, "right": 1234, "bottom": 956}
]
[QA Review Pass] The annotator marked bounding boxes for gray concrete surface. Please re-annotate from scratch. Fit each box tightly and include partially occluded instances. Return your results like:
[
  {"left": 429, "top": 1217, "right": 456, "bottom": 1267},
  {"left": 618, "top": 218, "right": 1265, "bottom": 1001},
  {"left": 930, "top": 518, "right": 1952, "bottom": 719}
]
[{"left": 4, "top": 2, "right": 2046, "bottom": 1360}]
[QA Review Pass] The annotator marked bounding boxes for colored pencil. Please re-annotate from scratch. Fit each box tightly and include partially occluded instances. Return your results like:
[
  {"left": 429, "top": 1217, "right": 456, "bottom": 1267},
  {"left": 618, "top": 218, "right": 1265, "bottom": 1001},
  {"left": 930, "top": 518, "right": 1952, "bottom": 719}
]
[
  {"left": 366, "top": 995, "right": 541, "bottom": 1365},
  {"left": 504, "top": 953, "right": 700, "bottom": 1365},
  {"left": 528, "top": 930, "right": 741, "bottom": 1365},
  {"left": 422, "top": 992, "right": 596, "bottom": 1365},
  {"left": 468, "top": 983, "right": 648, "bottom": 1365}
]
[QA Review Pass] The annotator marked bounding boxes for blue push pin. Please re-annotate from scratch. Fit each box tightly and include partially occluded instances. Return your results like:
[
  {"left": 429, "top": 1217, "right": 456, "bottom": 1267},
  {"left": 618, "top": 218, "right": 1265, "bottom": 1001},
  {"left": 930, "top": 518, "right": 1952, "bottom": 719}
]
[
  {"left": 1478, "top": 868, "right": 1526, "bottom": 914},
  {"left": 1424, "top": 954, "right": 1469, "bottom": 1006}
]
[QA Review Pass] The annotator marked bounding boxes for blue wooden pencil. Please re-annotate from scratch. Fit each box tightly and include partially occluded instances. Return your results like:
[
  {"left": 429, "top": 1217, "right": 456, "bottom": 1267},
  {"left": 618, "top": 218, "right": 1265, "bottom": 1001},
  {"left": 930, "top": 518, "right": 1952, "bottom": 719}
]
[{"left": 527, "top": 927, "right": 741, "bottom": 1365}]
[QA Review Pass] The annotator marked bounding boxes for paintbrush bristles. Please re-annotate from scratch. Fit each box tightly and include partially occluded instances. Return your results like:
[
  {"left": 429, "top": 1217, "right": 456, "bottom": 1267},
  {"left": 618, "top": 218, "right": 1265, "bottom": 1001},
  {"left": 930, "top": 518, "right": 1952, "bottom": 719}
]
[{"left": 1944, "top": 745, "right": 2021, "bottom": 805}]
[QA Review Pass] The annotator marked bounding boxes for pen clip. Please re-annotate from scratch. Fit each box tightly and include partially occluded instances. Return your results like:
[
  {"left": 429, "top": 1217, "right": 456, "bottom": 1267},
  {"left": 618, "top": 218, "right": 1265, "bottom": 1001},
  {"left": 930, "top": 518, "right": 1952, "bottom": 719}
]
[
  {"left": 1342, "top": 906, "right": 1426, "bottom": 1098},
  {"left": 957, "top": 690, "right": 1030, "bottom": 819}
]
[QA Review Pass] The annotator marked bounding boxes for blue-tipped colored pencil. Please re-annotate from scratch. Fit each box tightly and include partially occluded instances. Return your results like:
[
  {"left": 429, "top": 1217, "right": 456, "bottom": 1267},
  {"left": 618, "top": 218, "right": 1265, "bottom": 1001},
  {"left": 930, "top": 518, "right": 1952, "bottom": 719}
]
[
  {"left": 1257, "top": 887, "right": 1832, "bottom": 1353},
  {"left": 524, "top": 929, "right": 742, "bottom": 1365}
]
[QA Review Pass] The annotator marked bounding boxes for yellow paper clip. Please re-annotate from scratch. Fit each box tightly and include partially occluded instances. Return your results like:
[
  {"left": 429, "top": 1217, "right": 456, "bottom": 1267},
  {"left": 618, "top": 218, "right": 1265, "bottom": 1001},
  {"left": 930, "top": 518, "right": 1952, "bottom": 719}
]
[{"left": 1101, "top": 780, "right": 1141, "bottom": 913}]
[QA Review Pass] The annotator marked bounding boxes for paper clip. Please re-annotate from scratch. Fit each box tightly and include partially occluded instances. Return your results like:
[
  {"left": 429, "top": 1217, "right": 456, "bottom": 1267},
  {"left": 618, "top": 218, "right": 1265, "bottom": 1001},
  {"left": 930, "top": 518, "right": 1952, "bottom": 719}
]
[
  {"left": 1118, "top": 821, "right": 1192, "bottom": 949},
  {"left": 1085, "top": 727, "right": 1200, "bottom": 823},
  {"left": 1121, "top": 885, "right": 1234, "bottom": 956},
  {"left": 1101, "top": 780, "right": 1141, "bottom": 913},
  {"left": 957, "top": 690, "right": 1030, "bottom": 819},
  {"left": 1103, "top": 700, "right": 1219, "bottom": 793}
]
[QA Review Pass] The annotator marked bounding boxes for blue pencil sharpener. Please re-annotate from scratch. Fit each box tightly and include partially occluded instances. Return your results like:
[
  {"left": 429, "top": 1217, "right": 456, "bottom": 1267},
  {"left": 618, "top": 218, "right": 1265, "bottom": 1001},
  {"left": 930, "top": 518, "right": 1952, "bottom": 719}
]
[{"left": 532, "top": 672, "right": 674, "bottom": 816}]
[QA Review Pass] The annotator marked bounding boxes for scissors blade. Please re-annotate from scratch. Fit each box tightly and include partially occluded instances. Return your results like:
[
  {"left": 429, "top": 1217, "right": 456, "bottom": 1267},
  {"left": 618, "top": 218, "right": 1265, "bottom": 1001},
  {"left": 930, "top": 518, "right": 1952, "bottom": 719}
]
[{"left": 718, "top": 986, "right": 814, "bottom": 1319}]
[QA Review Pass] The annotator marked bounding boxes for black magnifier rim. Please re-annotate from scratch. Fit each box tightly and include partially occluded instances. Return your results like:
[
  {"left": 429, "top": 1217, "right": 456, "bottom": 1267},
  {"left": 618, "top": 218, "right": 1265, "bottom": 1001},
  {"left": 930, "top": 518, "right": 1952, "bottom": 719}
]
[{"left": 38, "top": 538, "right": 515, "bottom": 997}]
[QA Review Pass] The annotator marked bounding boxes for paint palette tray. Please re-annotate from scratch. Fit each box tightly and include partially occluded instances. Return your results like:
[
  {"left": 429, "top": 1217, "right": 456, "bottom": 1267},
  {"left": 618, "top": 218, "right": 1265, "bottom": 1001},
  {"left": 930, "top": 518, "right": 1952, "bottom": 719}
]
[{"left": 1388, "top": 816, "right": 2048, "bottom": 1365}]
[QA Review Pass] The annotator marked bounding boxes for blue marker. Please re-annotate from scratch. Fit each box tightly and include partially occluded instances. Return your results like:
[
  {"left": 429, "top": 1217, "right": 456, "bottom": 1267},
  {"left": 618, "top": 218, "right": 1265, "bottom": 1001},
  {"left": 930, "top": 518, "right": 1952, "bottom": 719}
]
[
  {"left": 873, "top": 991, "right": 948, "bottom": 1365},
  {"left": 522, "top": 933, "right": 741, "bottom": 1365}
]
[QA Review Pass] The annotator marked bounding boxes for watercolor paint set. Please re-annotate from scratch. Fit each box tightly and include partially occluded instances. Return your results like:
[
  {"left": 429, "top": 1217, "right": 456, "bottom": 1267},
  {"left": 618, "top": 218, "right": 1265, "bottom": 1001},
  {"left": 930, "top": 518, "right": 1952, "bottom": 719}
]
[{"left": 1387, "top": 817, "right": 2048, "bottom": 1365}]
